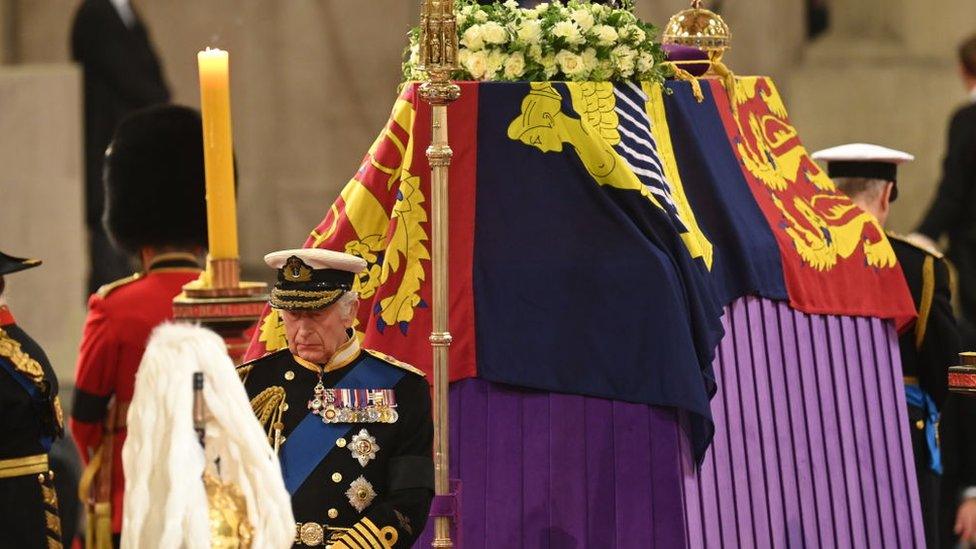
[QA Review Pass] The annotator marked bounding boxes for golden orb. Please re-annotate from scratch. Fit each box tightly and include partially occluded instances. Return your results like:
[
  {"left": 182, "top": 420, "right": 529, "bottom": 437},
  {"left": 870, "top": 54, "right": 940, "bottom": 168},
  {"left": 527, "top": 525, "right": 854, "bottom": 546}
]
[{"left": 662, "top": 0, "right": 731, "bottom": 59}]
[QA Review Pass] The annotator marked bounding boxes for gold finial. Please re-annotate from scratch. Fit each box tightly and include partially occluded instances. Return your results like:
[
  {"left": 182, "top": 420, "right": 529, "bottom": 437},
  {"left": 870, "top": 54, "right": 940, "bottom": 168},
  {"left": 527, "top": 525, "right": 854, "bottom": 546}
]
[{"left": 662, "top": 0, "right": 731, "bottom": 62}]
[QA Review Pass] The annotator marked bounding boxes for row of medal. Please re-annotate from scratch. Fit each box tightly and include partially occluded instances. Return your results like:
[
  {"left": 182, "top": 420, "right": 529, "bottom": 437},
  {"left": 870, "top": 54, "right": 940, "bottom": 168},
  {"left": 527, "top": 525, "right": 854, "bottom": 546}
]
[{"left": 308, "top": 382, "right": 399, "bottom": 424}]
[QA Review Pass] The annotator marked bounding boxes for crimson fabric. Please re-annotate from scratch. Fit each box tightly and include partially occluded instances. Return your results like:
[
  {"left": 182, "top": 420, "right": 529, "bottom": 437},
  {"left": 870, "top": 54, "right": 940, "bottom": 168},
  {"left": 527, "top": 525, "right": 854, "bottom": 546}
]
[{"left": 706, "top": 78, "right": 916, "bottom": 330}]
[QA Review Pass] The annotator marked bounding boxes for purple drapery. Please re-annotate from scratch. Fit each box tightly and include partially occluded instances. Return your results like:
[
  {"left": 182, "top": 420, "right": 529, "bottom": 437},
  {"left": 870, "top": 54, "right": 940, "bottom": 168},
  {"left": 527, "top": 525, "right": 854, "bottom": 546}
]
[
  {"left": 416, "top": 296, "right": 923, "bottom": 547},
  {"left": 682, "top": 297, "right": 925, "bottom": 548}
]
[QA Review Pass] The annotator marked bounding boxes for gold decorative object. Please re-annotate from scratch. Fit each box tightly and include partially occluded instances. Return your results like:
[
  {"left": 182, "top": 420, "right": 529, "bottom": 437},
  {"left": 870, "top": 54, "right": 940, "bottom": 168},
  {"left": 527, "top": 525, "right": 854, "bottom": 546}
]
[
  {"left": 418, "top": 1, "right": 458, "bottom": 547},
  {"left": 204, "top": 472, "right": 253, "bottom": 549},
  {"left": 662, "top": 0, "right": 731, "bottom": 61}
]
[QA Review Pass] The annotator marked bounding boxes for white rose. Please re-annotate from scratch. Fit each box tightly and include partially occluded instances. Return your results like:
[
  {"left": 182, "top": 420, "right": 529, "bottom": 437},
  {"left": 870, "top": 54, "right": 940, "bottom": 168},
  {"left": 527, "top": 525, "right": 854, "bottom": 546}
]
[
  {"left": 570, "top": 8, "right": 595, "bottom": 33},
  {"left": 527, "top": 43, "right": 543, "bottom": 62},
  {"left": 409, "top": 43, "right": 420, "bottom": 66},
  {"left": 629, "top": 25, "right": 647, "bottom": 44},
  {"left": 486, "top": 49, "right": 508, "bottom": 79},
  {"left": 504, "top": 52, "right": 526, "bottom": 80},
  {"left": 581, "top": 48, "right": 599, "bottom": 72},
  {"left": 593, "top": 25, "right": 618, "bottom": 46},
  {"left": 464, "top": 50, "right": 489, "bottom": 80},
  {"left": 473, "top": 9, "right": 489, "bottom": 23},
  {"left": 517, "top": 19, "right": 543, "bottom": 44},
  {"left": 612, "top": 45, "right": 636, "bottom": 73},
  {"left": 482, "top": 21, "right": 508, "bottom": 46},
  {"left": 556, "top": 49, "right": 586, "bottom": 77},
  {"left": 542, "top": 54, "right": 558, "bottom": 79},
  {"left": 461, "top": 24, "right": 485, "bottom": 51},
  {"left": 552, "top": 21, "right": 584, "bottom": 45},
  {"left": 503, "top": 0, "right": 519, "bottom": 9},
  {"left": 637, "top": 51, "right": 654, "bottom": 73},
  {"left": 458, "top": 48, "right": 471, "bottom": 67}
]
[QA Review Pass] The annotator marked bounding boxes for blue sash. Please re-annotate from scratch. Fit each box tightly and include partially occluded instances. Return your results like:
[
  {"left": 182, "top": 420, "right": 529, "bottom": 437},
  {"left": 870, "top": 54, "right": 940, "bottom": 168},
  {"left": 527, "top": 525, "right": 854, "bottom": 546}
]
[
  {"left": 905, "top": 384, "right": 941, "bottom": 475},
  {"left": 280, "top": 355, "right": 405, "bottom": 495},
  {"left": 0, "top": 356, "right": 52, "bottom": 451}
]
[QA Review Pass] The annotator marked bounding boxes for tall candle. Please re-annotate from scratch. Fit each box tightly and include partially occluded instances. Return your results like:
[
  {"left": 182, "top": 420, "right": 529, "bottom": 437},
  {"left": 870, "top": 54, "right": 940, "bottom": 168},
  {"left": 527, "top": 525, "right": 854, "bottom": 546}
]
[{"left": 197, "top": 47, "right": 238, "bottom": 260}]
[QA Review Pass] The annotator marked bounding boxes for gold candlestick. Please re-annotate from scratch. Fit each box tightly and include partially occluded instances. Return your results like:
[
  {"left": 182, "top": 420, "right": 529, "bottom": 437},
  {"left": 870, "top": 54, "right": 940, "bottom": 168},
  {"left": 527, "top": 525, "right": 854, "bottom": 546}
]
[{"left": 418, "top": 1, "right": 460, "bottom": 547}]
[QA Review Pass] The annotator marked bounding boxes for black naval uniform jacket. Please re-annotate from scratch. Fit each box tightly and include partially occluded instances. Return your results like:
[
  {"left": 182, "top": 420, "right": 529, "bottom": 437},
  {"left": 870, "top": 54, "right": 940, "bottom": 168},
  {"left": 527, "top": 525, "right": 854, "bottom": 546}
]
[
  {"left": 0, "top": 307, "right": 64, "bottom": 548},
  {"left": 239, "top": 336, "right": 433, "bottom": 548},
  {"left": 891, "top": 234, "right": 959, "bottom": 408}
]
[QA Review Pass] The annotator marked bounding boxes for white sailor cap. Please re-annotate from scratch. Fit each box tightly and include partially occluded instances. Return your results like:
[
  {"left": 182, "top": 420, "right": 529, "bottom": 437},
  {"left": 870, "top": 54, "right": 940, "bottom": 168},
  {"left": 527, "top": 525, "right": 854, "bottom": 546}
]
[
  {"left": 264, "top": 249, "right": 367, "bottom": 310},
  {"left": 811, "top": 143, "right": 914, "bottom": 200}
]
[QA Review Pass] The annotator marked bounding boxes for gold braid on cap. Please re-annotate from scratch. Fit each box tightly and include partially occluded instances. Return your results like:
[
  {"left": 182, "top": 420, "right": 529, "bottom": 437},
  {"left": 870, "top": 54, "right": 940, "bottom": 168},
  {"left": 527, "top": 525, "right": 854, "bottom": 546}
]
[{"left": 270, "top": 288, "right": 345, "bottom": 310}]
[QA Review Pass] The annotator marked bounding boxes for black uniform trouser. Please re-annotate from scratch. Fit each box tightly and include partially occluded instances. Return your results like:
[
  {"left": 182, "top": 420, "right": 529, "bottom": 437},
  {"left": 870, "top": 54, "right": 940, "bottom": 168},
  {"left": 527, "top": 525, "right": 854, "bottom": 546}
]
[
  {"left": 0, "top": 472, "right": 61, "bottom": 548},
  {"left": 909, "top": 404, "right": 940, "bottom": 549}
]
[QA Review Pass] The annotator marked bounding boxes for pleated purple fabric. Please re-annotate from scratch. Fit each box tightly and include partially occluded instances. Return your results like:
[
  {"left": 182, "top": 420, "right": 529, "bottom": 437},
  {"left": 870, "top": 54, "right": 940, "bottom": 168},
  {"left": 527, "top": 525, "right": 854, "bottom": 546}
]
[
  {"left": 681, "top": 297, "right": 925, "bottom": 549},
  {"left": 415, "top": 296, "right": 923, "bottom": 547}
]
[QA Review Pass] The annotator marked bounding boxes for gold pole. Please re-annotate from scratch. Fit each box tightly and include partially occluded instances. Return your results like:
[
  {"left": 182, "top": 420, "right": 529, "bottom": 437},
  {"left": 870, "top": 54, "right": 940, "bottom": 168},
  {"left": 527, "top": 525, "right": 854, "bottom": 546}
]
[{"left": 418, "top": 1, "right": 459, "bottom": 547}]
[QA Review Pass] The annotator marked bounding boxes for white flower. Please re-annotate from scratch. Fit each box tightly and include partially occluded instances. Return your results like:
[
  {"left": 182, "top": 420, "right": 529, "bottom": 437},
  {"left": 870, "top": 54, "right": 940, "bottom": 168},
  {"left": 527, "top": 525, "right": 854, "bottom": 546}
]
[
  {"left": 570, "top": 8, "right": 595, "bottom": 33},
  {"left": 593, "top": 25, "right": 619, "bottom": 46},
  {"left": 504, "top": 51, "right": 526, "bottom": 80},
  {"left": 486, "top": 49, "right": 508, "bottom": 79},
  {"left": 458, "top": 48, "right": 471, "bottom": 68},
  {"left": 628, "top": 25, "right": 647, "bottom": 44},
  {"left": 473, "top": 9, "right": 489, "bottom": 23},
  {"left": 556, "top": 49, "right": 587, "bottom": 77},
  {"left": 594, "top": 59, "right": 615, "bottom": 80},
  {"left": 552, "top": 21, "right": 584, "bottom": 45},
  {"left": 482, "top": 21, "right": 508, "bottom": 46},
  {"left": 464, "top": 50, "right": 489, "bottom": 79},
  {"left": 503, "top": 0, "right": 519, "bottom": 9},
  {"left": 542, "top": 53, "right": 559, "bottom": 79},
  {"left": 409, "top": 43, "right": 420, "bottom": 65},
  {"left": 637, "top": 51, "right": 654, "bottom": 73},
  {"left": 461, "top": 24, "right": 485, "bottom": 51},
  {"left": 612, "top": 45, "right": 636, "bottom": 73},
  {"left": 516, "top": 19, "right": 543, "bottom": 44},
  {"left": 527, "top": 43, "right": 544, "bottom": 62},
  {"left": 581, "top": 47, "right": 599, "bottom": 72}
]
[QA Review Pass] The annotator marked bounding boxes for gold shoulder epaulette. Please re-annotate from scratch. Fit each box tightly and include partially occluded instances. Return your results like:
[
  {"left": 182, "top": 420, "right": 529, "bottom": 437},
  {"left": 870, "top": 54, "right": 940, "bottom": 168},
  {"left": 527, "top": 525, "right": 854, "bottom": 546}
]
[
  {"left": 886, "top": 232, "right": 944, "bottom": 259},
  {"left": 96, "top": 273, "right": 142, "bottom": 298},
  {"left": 236, "top": 348, "right": 288, "bottom": 381},
  {"left": 364, "top": 348, "right": 426, "bottom": 377}
]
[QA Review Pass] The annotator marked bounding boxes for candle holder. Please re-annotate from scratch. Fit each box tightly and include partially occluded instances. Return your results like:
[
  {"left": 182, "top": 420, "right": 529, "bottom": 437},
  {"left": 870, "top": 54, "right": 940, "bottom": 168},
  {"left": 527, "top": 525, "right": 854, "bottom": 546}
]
[
  {"left": 173, "top": 257, "right": 267, "bottom": 364},
  {"left": 949, "top": 352, "right": 976, "bottom": 395}
]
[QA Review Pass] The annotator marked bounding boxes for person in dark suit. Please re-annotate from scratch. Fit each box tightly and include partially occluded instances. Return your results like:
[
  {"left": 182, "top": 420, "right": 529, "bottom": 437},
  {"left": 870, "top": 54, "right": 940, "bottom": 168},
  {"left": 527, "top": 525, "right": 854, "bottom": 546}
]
[
  {"left": 0, "top": 251, "right": 66, "bottom": 548},
  {"left": 238, "top": 249, "right": 433, "bottom": 548},
  {"left": 813, "top": 143, "right": 960, "bottom": 549},
  {"left": 71, "top": 0, "right": 170, "bottom": 295},
  {"left": 913, "top": 35, "right": 976, "bottom": 344}
]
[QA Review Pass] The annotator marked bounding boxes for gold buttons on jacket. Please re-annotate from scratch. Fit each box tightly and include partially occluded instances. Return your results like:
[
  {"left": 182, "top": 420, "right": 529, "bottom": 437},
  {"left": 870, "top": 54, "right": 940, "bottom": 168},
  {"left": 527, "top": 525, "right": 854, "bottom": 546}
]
[
  {"left": 284, "top": 370, "right": 295, "bottom": 381},
  {"left": 328, "top": 508, "right": 338, "bottom": 519},
  {"left": 336, "top": 438, "right": 347, "bottom": 448},
  {"left": 916, "top": 420, "right": 925, "bottom": 430},
  {"left": 332, "top": 472, "right": 342, "bottom": 483}
]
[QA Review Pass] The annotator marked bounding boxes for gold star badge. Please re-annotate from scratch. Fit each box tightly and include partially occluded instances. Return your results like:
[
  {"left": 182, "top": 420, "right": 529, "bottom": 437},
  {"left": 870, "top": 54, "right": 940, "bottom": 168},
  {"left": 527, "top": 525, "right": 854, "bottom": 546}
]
[
  {"left": 349, "top": 428, "right": 379, "bottom": 467},
  {"left": 345, "top": 476, "right": 377, "bottom": 513}
]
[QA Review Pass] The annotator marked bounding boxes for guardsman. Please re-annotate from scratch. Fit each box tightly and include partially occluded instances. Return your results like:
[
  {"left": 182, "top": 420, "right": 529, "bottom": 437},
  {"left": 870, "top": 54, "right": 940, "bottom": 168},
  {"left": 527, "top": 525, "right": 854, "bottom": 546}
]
[
  {"left": 0, "top": 250, "right": 65, "bottom": 548},
  {"left": 71, "top": 104, "right": 208, "bottom": 546},
  {"left": 238, "top": 249, "right": 433, "bottom": 548},
  {"left": 813, "top": 143, "right": 960, "bottom": 547}
]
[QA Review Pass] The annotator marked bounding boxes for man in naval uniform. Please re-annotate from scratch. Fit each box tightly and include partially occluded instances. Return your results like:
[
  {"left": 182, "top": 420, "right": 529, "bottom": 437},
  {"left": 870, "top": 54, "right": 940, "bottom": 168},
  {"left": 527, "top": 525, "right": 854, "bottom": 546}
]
[
  {"left": 0, "top": 250, "right": 65, "bottom": 548},
  {"left": 813, "top": 143, "right": 960, "bottom": 547},
  {"left": 238, "top": 248, "right": 433, "bottom": 548}
]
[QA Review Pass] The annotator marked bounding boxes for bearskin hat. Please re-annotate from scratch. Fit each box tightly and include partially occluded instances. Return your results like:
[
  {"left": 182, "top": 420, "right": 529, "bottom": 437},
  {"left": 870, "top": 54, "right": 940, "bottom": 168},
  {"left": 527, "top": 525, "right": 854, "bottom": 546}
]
[{"left": 103, "top": 105, "right": 208, "bottom": 255}]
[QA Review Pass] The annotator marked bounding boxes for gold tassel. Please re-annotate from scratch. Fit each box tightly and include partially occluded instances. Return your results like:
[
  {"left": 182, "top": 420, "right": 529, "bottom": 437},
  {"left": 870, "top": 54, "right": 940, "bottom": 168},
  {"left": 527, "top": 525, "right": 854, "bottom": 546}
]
[
  {"left": 708, "top": 55, "right": 738, "bottom": 115},
  {"left": 249, "top": 387, "right": 287, "bottom": 448},
  {"left": 665, "top": 62, "right": 704, "bottom": 103}
]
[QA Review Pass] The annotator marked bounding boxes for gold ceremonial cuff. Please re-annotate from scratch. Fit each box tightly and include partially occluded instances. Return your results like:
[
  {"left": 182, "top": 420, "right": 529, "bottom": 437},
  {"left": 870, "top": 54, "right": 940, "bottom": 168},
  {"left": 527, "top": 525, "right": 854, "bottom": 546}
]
[{"left": 0, "top": 453, "right": 48, "bottom": 479}]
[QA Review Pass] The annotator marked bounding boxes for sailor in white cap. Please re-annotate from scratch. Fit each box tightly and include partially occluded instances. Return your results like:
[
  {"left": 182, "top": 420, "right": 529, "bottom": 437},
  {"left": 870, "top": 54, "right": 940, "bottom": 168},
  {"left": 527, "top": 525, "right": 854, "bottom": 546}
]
[
  {"left": 813, "top": 143, "right": 959, "bottom": 547},
  {"left": 237, "top": 248, "right": 433, "bottom": 548}
]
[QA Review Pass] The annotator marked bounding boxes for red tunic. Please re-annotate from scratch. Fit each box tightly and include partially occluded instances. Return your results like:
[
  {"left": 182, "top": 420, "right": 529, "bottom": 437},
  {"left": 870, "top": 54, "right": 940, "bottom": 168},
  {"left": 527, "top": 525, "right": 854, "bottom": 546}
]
[{"left": 70, "top": 256, "right": 200, "bottom": 533}]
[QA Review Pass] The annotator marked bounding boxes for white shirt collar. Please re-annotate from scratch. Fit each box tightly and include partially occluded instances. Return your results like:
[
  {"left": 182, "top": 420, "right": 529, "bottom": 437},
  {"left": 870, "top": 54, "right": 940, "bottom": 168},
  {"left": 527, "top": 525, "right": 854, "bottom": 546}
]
[{"left": 110, "top": 0, "right": 136, "bottom": 29}]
